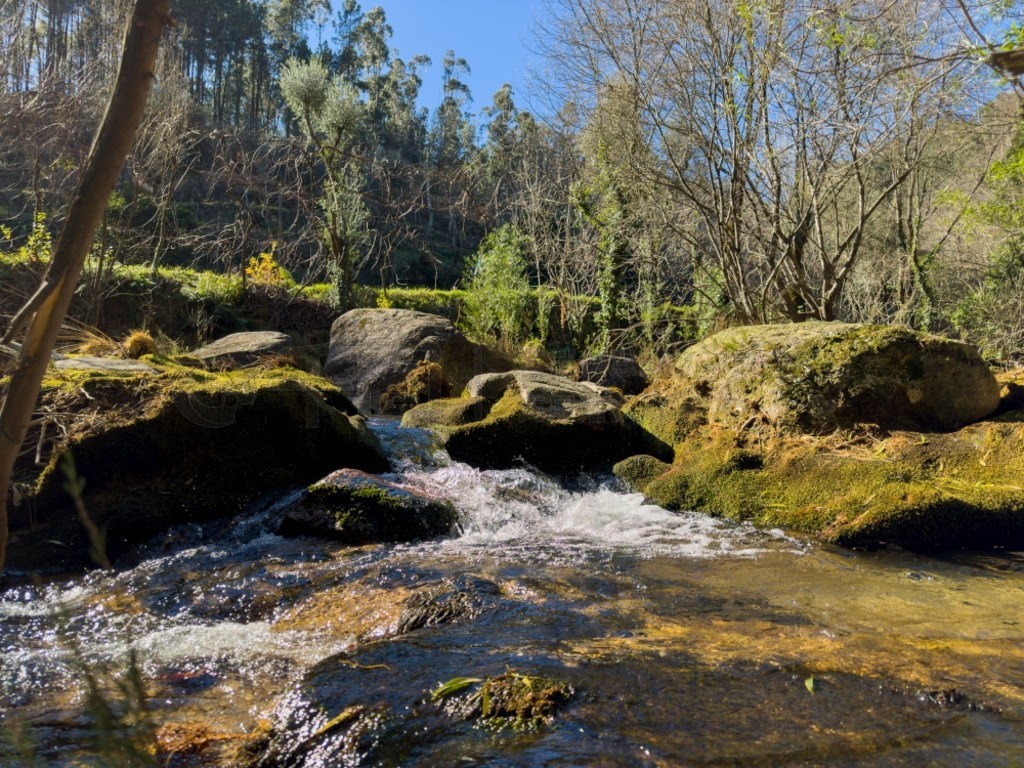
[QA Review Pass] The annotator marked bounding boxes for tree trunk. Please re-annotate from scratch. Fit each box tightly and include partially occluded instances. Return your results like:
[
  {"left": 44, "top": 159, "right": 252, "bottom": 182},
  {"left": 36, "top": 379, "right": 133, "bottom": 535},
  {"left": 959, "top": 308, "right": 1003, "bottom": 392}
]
[{"left": 0, "top": 0, "right": 171, "bottom": 576}]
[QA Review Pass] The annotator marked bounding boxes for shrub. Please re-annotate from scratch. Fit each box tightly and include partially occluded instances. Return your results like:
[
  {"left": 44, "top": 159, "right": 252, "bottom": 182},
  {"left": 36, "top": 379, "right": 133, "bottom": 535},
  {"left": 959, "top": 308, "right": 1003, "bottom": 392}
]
[
  {"left": 121, "top": 330, "right": 158, "bottom": 359},
  {"left": 461, "top": 225, "right": 533, "bottom": 350},
  {"left": 245, "top": 245, "right": 293, "bottom": 287}
]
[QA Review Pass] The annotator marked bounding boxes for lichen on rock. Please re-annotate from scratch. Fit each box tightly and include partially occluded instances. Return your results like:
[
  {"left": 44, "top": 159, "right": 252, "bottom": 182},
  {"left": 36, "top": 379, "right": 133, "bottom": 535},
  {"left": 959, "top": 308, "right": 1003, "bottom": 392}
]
[
  {"left": 668, "top": 322, "right": 998, "bottom": 436},
  {"left": 619, "top": 323, "right": 1024, "bottom": 551}
]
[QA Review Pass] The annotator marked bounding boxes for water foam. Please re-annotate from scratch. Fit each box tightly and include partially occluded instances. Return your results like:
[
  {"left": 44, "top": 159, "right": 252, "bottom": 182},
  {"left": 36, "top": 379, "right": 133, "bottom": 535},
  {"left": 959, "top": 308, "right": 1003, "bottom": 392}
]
[{"left": 398, "top": 463, "right": 791, "bottom": 562}]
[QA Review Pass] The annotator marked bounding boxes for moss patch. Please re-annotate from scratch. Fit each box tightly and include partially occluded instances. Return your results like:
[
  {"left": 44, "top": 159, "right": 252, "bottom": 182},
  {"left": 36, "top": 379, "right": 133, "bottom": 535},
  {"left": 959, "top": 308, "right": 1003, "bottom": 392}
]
[
  {"left": 613, "top": 454, "right": 672, "bottom": 492},
  {"left": 379, "top": 360, "right": 454, "bottom": 415},
  {"left": 635, "top": 419, "right": 1024, "bottom": 550}
]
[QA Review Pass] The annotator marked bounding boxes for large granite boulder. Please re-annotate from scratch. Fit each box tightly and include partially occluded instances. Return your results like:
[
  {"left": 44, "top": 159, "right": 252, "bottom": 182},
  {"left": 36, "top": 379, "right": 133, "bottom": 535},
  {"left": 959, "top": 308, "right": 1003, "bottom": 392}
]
[
  {"left": 634, "top": 322, "right": 998, "bottom": 444},
  {"left": 6, "top": 365, "right": 388, "bottom": 573},
  {"left": 403, "top": 370, "right": 672, "bottom": 474},
  {"left": 189, "top": 331, "right": 296, "bottom": 368},
  {"left": 617, "top": 323, "right": 1024, "bottom": 551},
  {"left": 577, "top": 355, "right": 649, "bottom": 395},
  {"left": 278, "top": 468, "right": 458, "bottom": 544},
  {"left": 325, "top": 309, "right": 510, "bottom": 415}
]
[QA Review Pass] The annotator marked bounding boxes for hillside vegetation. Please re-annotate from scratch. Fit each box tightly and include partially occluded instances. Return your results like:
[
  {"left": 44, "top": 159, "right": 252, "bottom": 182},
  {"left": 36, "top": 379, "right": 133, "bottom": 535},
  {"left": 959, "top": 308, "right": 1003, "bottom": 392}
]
[{"left": 1, "top": 0, "right": 1023, "bottom": 363}]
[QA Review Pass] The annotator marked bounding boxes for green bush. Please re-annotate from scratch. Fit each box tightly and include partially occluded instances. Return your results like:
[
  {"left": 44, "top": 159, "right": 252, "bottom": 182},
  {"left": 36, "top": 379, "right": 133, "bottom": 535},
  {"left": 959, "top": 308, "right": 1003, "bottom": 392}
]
[
  {"left": 461, "top": 225, "right": 534, "bottom": 350},
  {"left": 951, "top": 241, "right": 1024, "bottom": 362}
]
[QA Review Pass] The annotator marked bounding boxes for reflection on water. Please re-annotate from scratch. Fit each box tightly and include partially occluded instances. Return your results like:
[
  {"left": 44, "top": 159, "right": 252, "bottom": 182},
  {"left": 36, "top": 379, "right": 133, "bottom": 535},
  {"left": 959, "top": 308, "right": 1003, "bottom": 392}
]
[{"left": 2, "top": 421, "right": 1024, "bottom": 765}]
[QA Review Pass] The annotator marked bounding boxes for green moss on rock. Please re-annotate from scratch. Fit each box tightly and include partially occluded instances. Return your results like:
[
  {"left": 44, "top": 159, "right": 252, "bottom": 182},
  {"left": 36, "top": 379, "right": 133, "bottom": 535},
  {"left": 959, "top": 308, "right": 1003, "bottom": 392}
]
[
  {"left": 7, "top": 363, "right": 388, "bottom": 572},
  {"left": 400, "top": 395, "right": 492, "bottom": 430},
  {"left": 624, "top": 323, "right": 1024, "bottom": 550},
  {"left": 379, "top": 360, "right": 454, "bottom": 415},
  {"left": 279, "top": 468, "right": 458, "bottom": 544},
  {"left": 641, "top": 421, "right": 1024, "bottom": 550},
  {"left": 425, "top": 388, "right": 670, "bottom": 474},
  {"left": 613, "top": 455, "right": 672, "bottom": 492}
]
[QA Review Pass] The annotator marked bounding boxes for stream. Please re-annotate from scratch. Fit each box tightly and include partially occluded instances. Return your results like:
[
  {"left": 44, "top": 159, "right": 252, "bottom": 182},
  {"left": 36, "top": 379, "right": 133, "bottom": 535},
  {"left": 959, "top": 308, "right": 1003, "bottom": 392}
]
[{"left": 3, "top": 419, "right": 1024, "bottom": 766}]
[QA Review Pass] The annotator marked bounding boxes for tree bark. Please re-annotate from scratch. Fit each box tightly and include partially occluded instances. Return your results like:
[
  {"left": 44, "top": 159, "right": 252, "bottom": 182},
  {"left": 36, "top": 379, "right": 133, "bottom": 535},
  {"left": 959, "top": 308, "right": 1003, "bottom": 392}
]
[{"left": 0, "top": 0, "right": 171, "bottom": 576}]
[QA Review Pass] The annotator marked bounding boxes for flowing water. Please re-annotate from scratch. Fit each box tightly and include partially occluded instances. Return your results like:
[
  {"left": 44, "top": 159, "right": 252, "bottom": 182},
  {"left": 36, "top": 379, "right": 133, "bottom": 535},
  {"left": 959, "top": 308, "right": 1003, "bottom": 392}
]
[{"left": 3, "top": 420, "right": 1024, "bottom": 766}]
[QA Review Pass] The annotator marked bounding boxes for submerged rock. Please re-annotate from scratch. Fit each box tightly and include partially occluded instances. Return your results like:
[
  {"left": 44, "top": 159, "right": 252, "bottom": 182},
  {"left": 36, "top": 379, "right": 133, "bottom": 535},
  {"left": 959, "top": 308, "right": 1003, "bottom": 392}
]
[
  {"left": 432, "top": 671, "right": 575, "bottom": 727},
  {"left": 402, "top": 370, "right": 672, "bottom": 474},
  {"left": 278, "top": 468, "right": 458, "bottom": 544},
  {"left": 396, "top": 577, "right": 500, "bottom": 635},
  {"left": 623, "top": 323, "right": 1024, "bottom": 550},
  {"left": 6, "top": 365, "right": 388, "bottom": 572},
  {"left": 324, "top": 308, "right": 511, "bottom": 415}
]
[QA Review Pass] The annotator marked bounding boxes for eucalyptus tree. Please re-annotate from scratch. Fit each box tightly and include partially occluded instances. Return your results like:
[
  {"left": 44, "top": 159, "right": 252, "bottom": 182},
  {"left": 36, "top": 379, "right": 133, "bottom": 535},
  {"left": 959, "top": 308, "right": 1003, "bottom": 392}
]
[
  {"left": 333, "top": 0, "right": 363, "bottom": 85},
  {"left": 426, "top": 50, "right": 476, "bottom": 248},
  {"left": 280, "top": 56, "right": 369, "bottom": 310}
]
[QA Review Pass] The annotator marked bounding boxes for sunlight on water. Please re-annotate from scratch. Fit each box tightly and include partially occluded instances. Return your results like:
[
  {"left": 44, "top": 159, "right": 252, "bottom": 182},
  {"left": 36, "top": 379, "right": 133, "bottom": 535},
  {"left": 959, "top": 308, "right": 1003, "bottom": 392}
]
[{"left": 4, "top": 420, "right": 1024, "bottom": 765}]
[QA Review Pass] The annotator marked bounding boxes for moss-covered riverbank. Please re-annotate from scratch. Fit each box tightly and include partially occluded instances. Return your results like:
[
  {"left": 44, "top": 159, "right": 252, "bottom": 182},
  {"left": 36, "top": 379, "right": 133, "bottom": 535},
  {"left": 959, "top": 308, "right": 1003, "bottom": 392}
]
[
  {"left": 619, "top": 323, "right": 1024, "bottom": 550},
  {"left": 5, "top": 357, "right": 388, "bottom": 572}
]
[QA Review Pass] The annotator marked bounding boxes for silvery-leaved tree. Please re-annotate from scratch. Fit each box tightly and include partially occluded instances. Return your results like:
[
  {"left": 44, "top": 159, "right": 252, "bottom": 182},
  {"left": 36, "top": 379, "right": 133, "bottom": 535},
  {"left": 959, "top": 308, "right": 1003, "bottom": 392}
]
[{"left": 280, "top": 56, "right": 370, "bottom": 310}]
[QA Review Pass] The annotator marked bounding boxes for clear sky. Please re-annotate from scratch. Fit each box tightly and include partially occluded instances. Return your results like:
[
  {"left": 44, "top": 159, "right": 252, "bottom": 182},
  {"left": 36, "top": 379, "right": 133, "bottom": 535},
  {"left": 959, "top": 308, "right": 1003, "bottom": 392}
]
[{"left": 353, "top": 0, "right": 543, "bottom": 111}]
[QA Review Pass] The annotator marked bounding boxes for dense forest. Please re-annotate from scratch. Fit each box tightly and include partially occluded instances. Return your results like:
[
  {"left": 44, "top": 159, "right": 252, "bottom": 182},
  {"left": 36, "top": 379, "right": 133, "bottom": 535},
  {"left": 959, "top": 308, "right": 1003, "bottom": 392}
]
[{"left": 2, "top": 0, "right": 1024, "bottom": 360}]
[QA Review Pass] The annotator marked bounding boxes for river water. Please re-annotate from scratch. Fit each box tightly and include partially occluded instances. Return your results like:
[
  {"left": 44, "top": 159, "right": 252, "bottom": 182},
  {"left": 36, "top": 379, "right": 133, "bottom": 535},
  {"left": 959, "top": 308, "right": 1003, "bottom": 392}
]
[{"left": 2, "top": 420, "right": 1024, "bottom": 766}]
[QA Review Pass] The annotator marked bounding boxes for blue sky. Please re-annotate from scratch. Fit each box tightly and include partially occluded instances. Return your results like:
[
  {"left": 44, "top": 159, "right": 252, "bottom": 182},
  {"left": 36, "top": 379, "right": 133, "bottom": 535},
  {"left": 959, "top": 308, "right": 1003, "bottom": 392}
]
[{"left": 349, "top": 0, "right": 543, "bottom": 111}]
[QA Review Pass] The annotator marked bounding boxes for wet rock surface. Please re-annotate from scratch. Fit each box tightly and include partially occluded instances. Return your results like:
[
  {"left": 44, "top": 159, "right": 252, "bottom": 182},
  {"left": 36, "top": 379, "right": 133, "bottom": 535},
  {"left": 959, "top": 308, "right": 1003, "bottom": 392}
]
[
  {"left": 278, "top": 468, "right": 459, "bottom": 544},
  {"left": 7, "top": 366, "right": 387, "bottom": 572},
  {"left": 403, "top": 370, "right": 672, "bottom": 473}
]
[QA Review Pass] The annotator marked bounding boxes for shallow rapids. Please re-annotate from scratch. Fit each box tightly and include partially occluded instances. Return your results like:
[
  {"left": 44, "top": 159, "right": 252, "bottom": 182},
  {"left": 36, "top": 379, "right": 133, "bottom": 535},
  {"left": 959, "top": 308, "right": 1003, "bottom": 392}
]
[{"left": 3, "top": 419, "right": 1024, "bottom": 766}]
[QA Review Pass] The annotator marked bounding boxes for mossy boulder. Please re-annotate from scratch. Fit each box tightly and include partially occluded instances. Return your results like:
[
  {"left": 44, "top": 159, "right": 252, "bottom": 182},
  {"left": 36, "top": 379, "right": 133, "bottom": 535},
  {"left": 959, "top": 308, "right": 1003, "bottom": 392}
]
[
  {"left": 278, "top": 468, "right": 458, "bottom": 544},
  {"left": 6, "top": 361, "right": 388, "bottom": 572},
  {"left": 657, "top": 322, "right": 998, "bottom": 437},
  {"left": 627, "top": 420, "right": 1024, "bottom": 550},
  {"left": 620, "top": 324, "right": 1024, "bottom": 550},
  {"left": 402, "top": 370, "right": 672, "bottom": 474}
]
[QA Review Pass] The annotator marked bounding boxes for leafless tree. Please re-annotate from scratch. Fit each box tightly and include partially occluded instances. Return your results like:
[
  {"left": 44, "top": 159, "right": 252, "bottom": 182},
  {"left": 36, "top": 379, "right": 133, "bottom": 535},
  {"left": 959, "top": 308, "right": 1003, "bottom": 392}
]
[{"left": 540, "top": 0, "right": 989, "bottom": 323}]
